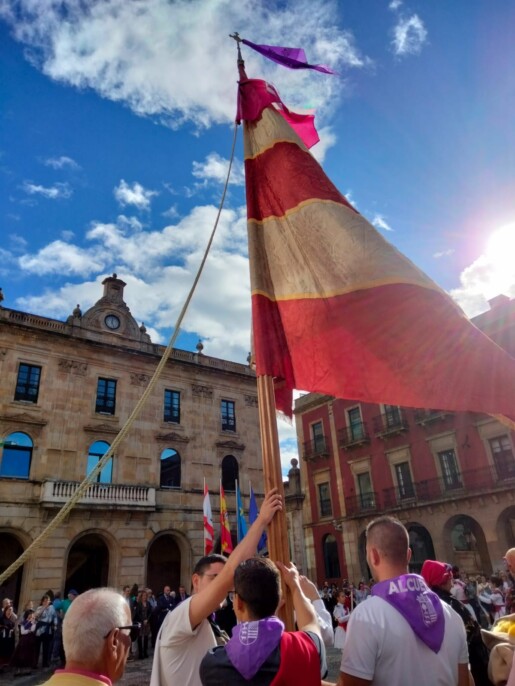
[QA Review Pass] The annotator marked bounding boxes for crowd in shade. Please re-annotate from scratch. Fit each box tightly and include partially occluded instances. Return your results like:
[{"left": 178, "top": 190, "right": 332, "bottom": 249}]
[{"left": 0, "top": 581, "right": 196, "bottom": 676}]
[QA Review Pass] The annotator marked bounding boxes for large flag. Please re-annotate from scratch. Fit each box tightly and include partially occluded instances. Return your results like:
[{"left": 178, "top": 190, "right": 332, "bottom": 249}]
[
  {"left": 235, "top": 480, "right": 248, "bottom": 543},
  {"left": 220, "top": 483, "right": 233, "bottom": 555},
  {"left": 249, "top": 484, "right": 267, "bottom": 553},
  {"left": 241, "top": 77, "right": 515, "bottom": 428},
  {"left": 203, "top": 480, "right": 214, "bottom": 556}
]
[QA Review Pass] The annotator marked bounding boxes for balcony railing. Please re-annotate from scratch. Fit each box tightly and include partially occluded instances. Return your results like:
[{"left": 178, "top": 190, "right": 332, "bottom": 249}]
[
  {"left": 338, "top": 422, "right": 371, "bottom": 449},
  {"left": 370, "top": 463, "right": 515, "bottom": 514},
  {"left": 413, "top": 408, "right": 453, "bottom": 425},
  {"left": 302, "top": 436, "right": 330, "bottom": 461},
  {"left": 373, "top": 409, "right": 409, "bottom": 437},
  {"left": 345, "top": 492, "right": 379, "bottom": 517},
  {"left": 40, "top": 480, "right": 156, "bottom": 510}
]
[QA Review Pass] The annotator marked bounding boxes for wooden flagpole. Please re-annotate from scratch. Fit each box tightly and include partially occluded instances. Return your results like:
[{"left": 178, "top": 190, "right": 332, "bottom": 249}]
[{"left": 257, "top": 374, "right": 295, "bottom": 631}]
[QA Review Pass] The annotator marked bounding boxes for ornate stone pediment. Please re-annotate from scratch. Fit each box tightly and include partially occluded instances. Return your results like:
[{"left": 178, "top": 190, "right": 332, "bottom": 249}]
[
  {"left": 155, "top": 432, "right": 190, "bottom": 444},
  {"left": 83, "top": 423, "right": 120, "bottom": 435},
  {"left": 215, "top": 439, "right": 245, "bottom": 451},
  {"left": 0, "top": 412, "right": 47, "bottom": 427},
  {"left": 130, "top": 373, "right": 150, "bottom": 387},
  {"left": 191, "top": 384, "right": 213, "bottom": 399},
  {"left": 58, "top": 358, "right": 88, "bottom": 375}
]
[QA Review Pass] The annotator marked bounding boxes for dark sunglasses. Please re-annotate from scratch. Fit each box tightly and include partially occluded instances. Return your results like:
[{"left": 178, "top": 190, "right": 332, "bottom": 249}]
[{"left": 104, "top": 623, "right": 141, "bottom": 642}]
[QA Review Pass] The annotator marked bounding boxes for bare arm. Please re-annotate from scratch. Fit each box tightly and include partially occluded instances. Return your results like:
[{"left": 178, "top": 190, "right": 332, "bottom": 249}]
[
  {"left": 189, "top": 488, "right": 282, "bottom": 629},
  {"left": 338, "top": 674, "right": 372, "bottom": 686},
  {"left": 299, "top": 576, "right": 334, "bottom": 647},
  {"left": 458, "top": 663, "right": 473, "bottom": 686},
  {"left": 277, "top": 561, "right": 320, "bottom": 637}
]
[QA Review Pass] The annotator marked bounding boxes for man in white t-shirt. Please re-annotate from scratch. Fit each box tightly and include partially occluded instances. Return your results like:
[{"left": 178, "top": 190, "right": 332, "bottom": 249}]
[
  {"left": 150, "top": 489, "right": 282, "bottom": 686},
  {"left": 337, "top": 516, "right": 469, "bottom": 686}
]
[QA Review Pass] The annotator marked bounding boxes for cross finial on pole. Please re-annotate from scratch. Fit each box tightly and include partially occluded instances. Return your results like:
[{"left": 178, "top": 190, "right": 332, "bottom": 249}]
[{"left": 229, "top": 32, "right": 244, "bottom": 67}]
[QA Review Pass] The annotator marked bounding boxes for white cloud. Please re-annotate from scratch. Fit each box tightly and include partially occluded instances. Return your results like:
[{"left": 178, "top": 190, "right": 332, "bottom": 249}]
[
  {"left": 44, "top": 155, "right": 80, "bottom": 170},
  {"left": 8, "top": 233, "right": 28, "bottom": 251},
  {"left": 113, "top": 180, "right": 158, "bottom": 210},
  {"left": 433, "top": 248, "right": 455, "bottom": 259},
  {"left": 19, "top": 240, "right": 105, "bottom": 276},
  {"left": 162, "top": 204, "right": 180, "bottom": 220},
  {"left": 450, "top": 224, "right": 515, "bottom": 317},
  {"left": 372, "top": 213, "right": 393, "bottom": 232},
  {"left": 0, "top": 0, "right": 368, "bottom": 130},
  {"left": 22, "top": 181, "right": 72, "bottom": 199},
  {"left": 192, "top": 153, "right": 245, "bottom": 186},
  {"left": 61, "top": 229, "right": 75, "bottom": 241},
  {"left": 311, "top": 126, "right": 337, "bottom": 163},
  {"left": 392, "top": 14, "right": 428, "bottom": 56},
  {"left": 389, "top": 0, "right": 403, "bottom": 11},
  {"left": 16, "top": 203, "right": 250, "bottom": 357}
]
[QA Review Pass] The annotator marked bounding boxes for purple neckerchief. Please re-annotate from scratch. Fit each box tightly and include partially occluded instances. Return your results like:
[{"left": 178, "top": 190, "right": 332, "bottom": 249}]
[
  {"left": 225, "top": 616, "right": 284, "bottom": 680},
  {"left": 372, "top": 574, "right": 444, "bottom": 653}
]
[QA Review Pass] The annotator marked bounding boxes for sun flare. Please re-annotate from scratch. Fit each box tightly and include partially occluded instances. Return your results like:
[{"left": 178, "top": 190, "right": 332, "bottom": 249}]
[{"left": 484, "top": 223, "right": 515, "bottom": 295}]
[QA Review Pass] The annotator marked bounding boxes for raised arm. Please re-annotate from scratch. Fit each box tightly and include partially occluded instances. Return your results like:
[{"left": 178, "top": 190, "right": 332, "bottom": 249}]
[
  {"left": 299, "top": 575, "right": 334, "bottom": 647},
  {"left": 189, "top": 488, "right": 282, "bottom": 629},
  {"left": 276, "top": 561, "right": 320, "bottom": 637}
]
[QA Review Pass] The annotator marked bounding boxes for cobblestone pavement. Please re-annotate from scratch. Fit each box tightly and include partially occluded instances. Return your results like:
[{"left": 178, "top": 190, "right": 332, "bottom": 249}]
[{"left": 0, "top": 646, "right": 342, "bottom": 685}]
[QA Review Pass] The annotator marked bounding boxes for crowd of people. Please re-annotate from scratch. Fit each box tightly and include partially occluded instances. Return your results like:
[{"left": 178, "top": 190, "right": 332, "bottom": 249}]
[{"left": 1, "top": 493, "right": 515, "bottom": 686}]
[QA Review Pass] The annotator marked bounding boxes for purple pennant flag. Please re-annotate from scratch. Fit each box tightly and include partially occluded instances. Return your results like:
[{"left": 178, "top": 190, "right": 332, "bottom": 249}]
[
  {"left": 372, "top": 574, "right": 445, "bottom": 653},
  {"left": 242, "top": 39, "right": 336, "bottom": 74}
]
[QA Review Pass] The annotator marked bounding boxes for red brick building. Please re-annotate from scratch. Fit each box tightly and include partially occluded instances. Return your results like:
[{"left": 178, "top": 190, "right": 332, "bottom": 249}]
[{"left": 294, "top": 294, "right": 515, "bottom": 586}]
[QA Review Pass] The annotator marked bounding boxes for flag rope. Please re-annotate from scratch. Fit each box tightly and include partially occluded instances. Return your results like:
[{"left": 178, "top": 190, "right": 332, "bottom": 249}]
[{"left": 0, "top": 120, "right": 240, "bottom": 587}]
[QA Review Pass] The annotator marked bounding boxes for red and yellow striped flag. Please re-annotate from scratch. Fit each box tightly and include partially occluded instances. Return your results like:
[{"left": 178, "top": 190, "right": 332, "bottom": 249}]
[
  {"left": 220, "top": 483, "right": 233, "bottom": 555},
  {"left": 242, "top": 79, "right": 515, "bottom": 427}
]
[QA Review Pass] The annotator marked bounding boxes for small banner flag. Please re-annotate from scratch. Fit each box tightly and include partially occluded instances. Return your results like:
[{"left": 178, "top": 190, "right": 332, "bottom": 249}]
[
  {"left": 203, "top": 480, "right": 214, "bottom": 556},
  {"left": 220, "top": 482, "right": 234, "bottom": 555},
  {"left": 235, "top": 480, "right": 248, "bottom": 543},
  {"left": 241, "top": 38, "right": 336, "bottom": 74},
  {"left": 249, "top": 484, "right": 267, "bottom": 553}
]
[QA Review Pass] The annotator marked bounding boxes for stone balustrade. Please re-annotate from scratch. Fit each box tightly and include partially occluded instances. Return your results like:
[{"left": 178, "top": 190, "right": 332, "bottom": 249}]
[{"left": 40, "top": 480, "right": 156, "bottom": 509}]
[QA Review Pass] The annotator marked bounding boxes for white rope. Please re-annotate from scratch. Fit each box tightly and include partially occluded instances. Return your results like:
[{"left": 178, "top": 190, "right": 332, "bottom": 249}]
[{"left": 0, "top": 121, "right": 240, "bottom": 586}]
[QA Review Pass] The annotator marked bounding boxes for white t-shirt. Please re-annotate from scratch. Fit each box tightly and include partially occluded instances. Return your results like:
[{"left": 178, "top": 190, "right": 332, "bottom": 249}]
[
  {"left": 150, "top": 596, "right": 216, "bottom": 686},
  {"left": 312, "top": 598, "right": 334, "bottom": 647},
  {"left": 340, "top": 595, "right": 468, "bottom": 686}
]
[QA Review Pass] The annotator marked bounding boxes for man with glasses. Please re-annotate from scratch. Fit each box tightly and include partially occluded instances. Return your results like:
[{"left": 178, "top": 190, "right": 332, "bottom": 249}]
[
  {"left": 150, "top": 488, "right": 282, "bottom": 686},
  {"left": 38, "top": 587, "right": 136, "bottom": 685}
]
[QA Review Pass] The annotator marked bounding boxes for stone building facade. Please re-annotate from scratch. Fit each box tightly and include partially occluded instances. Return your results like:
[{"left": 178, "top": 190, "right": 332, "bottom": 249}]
[
  {"left": 0, "top": 275, "right": 264, "bottom": 607},
  {"left": 294, "top": 294, "right": 515, "bottom": 586}
]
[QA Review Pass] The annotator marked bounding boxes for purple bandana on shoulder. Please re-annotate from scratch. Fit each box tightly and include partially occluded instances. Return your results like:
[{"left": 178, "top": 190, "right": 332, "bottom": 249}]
[
  {"left": 372, "top": 574, "right": 444, "bottom": 653},
  {"left": 225, "top": 616, "right": 284, "bottom": 680}
]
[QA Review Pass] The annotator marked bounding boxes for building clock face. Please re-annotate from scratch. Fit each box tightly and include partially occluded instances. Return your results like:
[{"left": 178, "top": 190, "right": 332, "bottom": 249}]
[{"left": 105, "top": 314, "right": 121, "bottom": 330}]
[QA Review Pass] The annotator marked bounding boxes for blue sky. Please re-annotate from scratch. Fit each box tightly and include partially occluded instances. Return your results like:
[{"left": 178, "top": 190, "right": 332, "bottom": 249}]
[{"left": 1, "top": 0, "right": 515, "bottom": 473}]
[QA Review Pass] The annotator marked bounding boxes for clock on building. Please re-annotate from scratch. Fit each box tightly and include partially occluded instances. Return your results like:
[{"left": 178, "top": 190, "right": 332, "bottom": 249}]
[{"left": 104, "top": 314, "right": 121, "bottom": 330}]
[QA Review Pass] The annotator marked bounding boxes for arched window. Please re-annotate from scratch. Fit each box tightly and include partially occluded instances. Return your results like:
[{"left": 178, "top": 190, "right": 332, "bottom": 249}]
[
  {"left": 323, "top": 534, "right": 341, "bottom": 579},
  {"left": 0, "top": 432, "right": 33, "bottom": 479},
  {"left": 87, "top": 440, "right": 112, "bottom": 483},
  {"left": 160, "top": 449, "right": 181, "bottom": 488},
  {"left": 221, "top": 455, "right": 238, "bottom": 492}
]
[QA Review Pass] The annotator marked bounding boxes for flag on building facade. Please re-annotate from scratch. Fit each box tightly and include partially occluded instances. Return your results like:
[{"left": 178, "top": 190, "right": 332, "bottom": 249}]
[
  {"left": 220, "top": 483, "right": 233, "bottom": 555},
  {"left": 241, "top": 76, "right": 515, "bottom": 428},
  {"left": 203, "top": 480, "right": 214, "bottom": 556},
  {"left": 249, "top": 484, "right": 267, "bottom": 553},
  {"left": 235, "top": 480, "right": 248, "bottom": 543}
]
